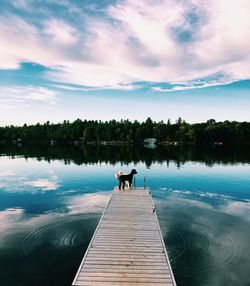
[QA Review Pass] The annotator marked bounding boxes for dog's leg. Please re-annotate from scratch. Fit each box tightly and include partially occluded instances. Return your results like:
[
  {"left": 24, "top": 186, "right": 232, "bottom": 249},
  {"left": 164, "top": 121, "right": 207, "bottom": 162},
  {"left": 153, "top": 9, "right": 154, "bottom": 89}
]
[
  {"left": 119, "top": 179, "right": 122, "bottom": 190},
  {"left": 128, "top": 180, "right": 132, "bottom": 189},
  {"left": 122, "top": 180, "right": 125, "bottom": 190}
]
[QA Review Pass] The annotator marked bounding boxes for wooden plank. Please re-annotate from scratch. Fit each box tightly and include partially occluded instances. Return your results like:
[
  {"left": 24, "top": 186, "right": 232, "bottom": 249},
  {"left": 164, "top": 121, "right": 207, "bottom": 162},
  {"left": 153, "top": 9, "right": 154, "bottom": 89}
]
[
  {"left": 88, "top": 256, "right": 165, "bottom": 261},
  {"left": 82, "top": 264, "right": 169, "bottom": 270},
  {"left": 78, "top": 273, "right": 171, "bottom": 278},
  {"left": 94, "top": 231, "right": 161, "bottom": 236},
  {"left": 87, "top": 249, "right": 166, "bottom": 254},
  {"left": 96, "top": 229, "right": 160, "bottom": 233},
  {"left": 90, "top": 242, "right": 162, "bottom": 247},
  {"left": 72, "top": 187, "right": 176, "bottom": 286},
  {"left": 88, "top": 250, "right": 165, "bottom": 256},
  {"left": 86, "top": 255, "right": 167, "bottom": 260},
  {"left": 84, "top": 261, "right": 168, "bottom": 266},
  {"left": 100, "top": 221, "right": 156, "bottom": 225},
  {"left": 81, "top": 269, "right": 170, "bottom": 274},
  {"left": 87, "top": 249, "right": 165, "bottom": 254},
  {"left": 93, "top": 237, "right": 160, "bottom": 241},
  {"left": 76, "top": 277, "right": 173, "bottom": 282},
  {"left": 74, "top": 282, "right": 173, "bottom": 286}
]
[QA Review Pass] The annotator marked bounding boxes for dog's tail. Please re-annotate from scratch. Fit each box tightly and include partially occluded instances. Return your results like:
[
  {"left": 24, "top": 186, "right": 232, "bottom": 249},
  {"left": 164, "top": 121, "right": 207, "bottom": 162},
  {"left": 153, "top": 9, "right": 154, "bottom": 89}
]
[{"left": 115, "top": 171, "right": 124, "bottom": 179}]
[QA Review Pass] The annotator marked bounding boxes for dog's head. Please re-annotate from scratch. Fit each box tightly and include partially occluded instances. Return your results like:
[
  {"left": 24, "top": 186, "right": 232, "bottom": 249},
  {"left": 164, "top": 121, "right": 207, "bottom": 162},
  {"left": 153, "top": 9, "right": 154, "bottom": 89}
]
[{"left": 131, "top": 169, "right": 137, "bottom": 175}]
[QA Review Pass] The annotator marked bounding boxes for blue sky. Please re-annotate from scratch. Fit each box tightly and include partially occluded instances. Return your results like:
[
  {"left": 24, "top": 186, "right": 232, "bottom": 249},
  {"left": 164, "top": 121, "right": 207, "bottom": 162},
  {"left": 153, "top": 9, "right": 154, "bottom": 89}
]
[{"left": 0, "top": 0, "right": 250, "bottom": 126}]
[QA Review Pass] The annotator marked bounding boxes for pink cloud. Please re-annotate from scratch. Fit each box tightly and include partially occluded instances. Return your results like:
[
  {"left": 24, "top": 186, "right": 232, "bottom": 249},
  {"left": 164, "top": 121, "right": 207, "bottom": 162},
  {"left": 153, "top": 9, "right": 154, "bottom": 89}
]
[
  {"left": 43, "top": 19, "right": 79, "bottom": 45},
  {"left": 0, "top": 0, "right": 250, "bottom": 89}
]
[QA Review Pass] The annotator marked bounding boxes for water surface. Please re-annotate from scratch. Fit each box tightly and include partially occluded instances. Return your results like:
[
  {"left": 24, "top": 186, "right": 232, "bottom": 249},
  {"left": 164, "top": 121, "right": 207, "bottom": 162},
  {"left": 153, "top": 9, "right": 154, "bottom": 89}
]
[{"left": 0, "top": 145, "right": 249, "bottom": 286}]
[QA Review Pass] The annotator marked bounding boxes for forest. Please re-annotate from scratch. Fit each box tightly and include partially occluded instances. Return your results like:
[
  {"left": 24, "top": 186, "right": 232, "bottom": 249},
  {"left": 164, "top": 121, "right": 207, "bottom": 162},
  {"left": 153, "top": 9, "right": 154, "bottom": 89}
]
[{"left": 0, "top": 117, "right": 250, "bottom": 146}]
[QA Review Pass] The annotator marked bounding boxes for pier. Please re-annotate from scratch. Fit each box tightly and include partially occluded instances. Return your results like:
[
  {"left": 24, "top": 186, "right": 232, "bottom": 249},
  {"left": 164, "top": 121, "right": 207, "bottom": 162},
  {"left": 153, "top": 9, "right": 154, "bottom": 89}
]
[{"left": 72, "top": 187, "right": 176, "bottom": 286}]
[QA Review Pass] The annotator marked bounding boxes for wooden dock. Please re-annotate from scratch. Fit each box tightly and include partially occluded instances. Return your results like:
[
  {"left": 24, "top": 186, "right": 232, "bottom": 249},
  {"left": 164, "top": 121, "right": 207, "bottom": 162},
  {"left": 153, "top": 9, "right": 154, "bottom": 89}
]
[{"left": 72, "top": 187, "right": 176, "bottom": 286}]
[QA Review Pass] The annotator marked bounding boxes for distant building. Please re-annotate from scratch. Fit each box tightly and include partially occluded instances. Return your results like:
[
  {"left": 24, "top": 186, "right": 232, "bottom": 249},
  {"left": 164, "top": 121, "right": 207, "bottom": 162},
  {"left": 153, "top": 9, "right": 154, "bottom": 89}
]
[
  {"left": 144, "top": 138, "right": 157, "bottom": 149},
  {"left": 144, "top": 138, "right": 157, "bottom": 144}
]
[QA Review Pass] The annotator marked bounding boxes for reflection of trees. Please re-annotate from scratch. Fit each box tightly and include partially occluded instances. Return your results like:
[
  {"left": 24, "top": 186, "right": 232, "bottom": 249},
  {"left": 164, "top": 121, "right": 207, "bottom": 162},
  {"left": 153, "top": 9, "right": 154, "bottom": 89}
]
[{"left": 1, "top": 144, "right": 250, "bottom": 167}]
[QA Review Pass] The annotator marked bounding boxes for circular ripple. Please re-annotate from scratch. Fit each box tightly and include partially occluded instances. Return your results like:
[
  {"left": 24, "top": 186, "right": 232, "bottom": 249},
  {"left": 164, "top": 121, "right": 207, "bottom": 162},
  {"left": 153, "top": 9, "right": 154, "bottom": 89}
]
[
  {"left": 10, "top": 213, "right": 99, "bottom": 256},
  {"left": 161, "top": 216, "right": 242, "bottom": 285}
]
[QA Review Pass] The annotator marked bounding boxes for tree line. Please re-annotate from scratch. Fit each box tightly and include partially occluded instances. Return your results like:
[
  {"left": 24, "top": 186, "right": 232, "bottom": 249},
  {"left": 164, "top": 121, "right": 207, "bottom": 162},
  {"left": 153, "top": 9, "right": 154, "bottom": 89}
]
[{"left": 0, "top": 118, "right": 250, "bottom": 145}]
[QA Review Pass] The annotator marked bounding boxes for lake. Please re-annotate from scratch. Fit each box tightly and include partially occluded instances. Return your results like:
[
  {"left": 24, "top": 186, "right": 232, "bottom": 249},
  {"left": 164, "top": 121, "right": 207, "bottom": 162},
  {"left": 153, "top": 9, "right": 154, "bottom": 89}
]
[{"left": 0, "top": 144, "right": 250, "bottom": 286}]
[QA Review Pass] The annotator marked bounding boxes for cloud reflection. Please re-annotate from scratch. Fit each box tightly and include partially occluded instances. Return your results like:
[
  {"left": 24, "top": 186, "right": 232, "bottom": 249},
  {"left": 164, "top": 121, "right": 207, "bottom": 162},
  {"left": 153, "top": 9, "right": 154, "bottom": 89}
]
[
  {"left": 0, "top": 170, "right": 15, "bottom": 177},
  {"left": 157, "top": 187, "right": 250, "bottom": 221},
  {"left": 67, "top": 192, "right": 110, "bottom": 214},
  {"left": 0, "top": 172, "right": 60, "bottom": 193},
  {"left": 25, "top": 178, "right": 59, "bottom": 191},
  {"left": 157, "top": 188, "right": 250, "bottom": 286},
  {"left": 0, "top": 192, "right": 110, "bottom": 249},
  {"left": 223, "top": 201, "right": 250, "bottom": 220},
  {"left": 0, "top": 208, "right": 24, "bottom": 230}
]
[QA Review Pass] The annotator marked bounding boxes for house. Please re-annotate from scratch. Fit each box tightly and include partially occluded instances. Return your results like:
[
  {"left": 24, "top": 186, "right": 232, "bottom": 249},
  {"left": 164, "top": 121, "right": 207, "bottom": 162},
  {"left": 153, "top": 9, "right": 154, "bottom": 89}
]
[{"left": 144, "top": 138, "right": 157, "bottom": 148}]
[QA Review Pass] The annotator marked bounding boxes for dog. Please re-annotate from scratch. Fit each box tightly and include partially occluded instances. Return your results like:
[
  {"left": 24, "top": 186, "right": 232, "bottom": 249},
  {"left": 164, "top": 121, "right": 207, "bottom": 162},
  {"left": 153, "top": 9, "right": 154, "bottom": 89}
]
[
  {"left": 116, "top": 169, "right": 137, "bottom": 190},
  {"left": 115, "top": 171, "right": 131, "bottom": 188}
]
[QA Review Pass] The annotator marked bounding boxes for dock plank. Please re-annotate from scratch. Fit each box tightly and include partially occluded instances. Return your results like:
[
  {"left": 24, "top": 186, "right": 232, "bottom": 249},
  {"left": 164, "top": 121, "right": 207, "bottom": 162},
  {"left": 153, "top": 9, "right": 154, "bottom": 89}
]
[{"left": 72, "top": 187, "right": 176, "bottom": 286}]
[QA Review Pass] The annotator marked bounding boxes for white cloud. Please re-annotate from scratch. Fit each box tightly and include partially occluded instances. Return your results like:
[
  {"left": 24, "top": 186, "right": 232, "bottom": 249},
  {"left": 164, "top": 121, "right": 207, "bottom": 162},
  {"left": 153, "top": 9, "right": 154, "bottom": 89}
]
[
  {"left": 188, "top": 0, "right": 250, "bottom": 79},
  {"left": 108, "top": 0, "right": 182, "bottom": 59},
  {"left": 43, "top": 19, "right": 79, "bottom": 45},
  {"left": 151, "top": 77, "right": 234, "bottom": 92},
  {"left": 11, "top": 0, "right": 33, "bottom": 10},
  {"left": 0, "top": 14, "right": 43, "bottom": 68},
  {"left": 0, "top": 14, "right": 74, "bottom": 69},
  {"left": 0, "top": 0, "right": 250, "bottom": 89},
  {"left": 0, "top": 86, "right": 58, "bottom": 108},
  {"left": 48, "top": 84, "right": 86, "bottom": 91}
]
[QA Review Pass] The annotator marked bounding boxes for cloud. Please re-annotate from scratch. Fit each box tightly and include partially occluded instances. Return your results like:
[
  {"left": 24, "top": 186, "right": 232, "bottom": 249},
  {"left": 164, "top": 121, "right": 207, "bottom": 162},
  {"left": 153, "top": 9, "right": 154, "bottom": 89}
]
[
  {"left": 151, "top": 74, "right": 234, "bottom": 92},
  {"left": 11, "top": 0, "right": 33, "bottom": 10},
  {"left": 48, "top": 84, "right": 87, "bottom": 91},
  {"left": 0, "top": 0, "right": 250, "bottom": 90},
  {"left": 43, "top": 19, "right": 79, "bottom": 46},
  {"left": 107, "top": 0, "right": 182, "bottom": 59},
  {"left": 0, "top": 14, "right": 77, "bottom": 69},
  {"left": 49, "top": 80, "right": 139, "bottom": 91},
  {"left": 0, "top": 86, "right": 58, "bottom": 108}
]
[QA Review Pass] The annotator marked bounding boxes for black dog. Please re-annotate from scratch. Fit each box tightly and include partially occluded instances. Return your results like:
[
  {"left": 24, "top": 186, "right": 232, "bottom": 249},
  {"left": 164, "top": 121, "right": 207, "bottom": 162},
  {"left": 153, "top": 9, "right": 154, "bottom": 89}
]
[{"left": 118, "top": 169, "right": 137, "bottom": 190}]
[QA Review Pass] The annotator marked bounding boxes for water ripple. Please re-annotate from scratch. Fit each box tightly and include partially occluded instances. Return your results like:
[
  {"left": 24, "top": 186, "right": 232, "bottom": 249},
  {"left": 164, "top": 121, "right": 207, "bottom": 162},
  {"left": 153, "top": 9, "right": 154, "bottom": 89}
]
[
  {"left": 9, "top": 213, "right": 99, "bottom": 256},
  {"left": 163, "top": 217, "right": 242, "bottom": 285}
]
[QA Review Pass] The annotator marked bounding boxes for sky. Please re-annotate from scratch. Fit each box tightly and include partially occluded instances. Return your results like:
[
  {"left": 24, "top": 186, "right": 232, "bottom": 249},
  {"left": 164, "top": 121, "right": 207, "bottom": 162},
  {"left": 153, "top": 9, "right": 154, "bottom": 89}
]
[{"left": 0, "top": 0, "right": 250, "bottom": 126}]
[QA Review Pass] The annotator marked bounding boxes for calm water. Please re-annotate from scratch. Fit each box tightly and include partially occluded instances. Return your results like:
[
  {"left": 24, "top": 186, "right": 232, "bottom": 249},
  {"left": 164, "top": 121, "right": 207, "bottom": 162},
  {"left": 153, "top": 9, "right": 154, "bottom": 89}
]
[{"left": 0, "top": 145, "right": 250, "bottom": 286}]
